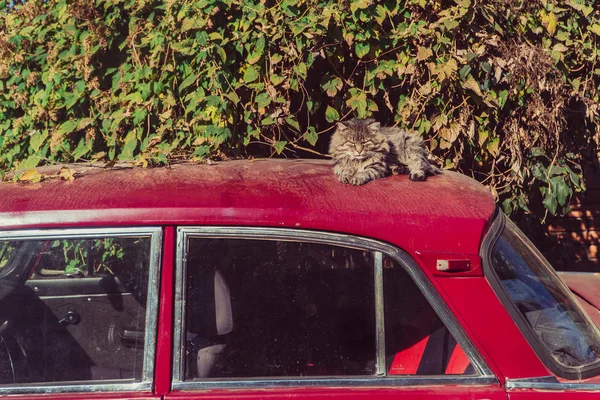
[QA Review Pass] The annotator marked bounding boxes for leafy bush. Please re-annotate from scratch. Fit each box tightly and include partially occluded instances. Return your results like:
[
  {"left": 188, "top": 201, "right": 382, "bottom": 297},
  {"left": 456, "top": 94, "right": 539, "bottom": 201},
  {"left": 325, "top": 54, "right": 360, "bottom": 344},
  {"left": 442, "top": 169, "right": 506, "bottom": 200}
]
[{"left": 1, "top": 0, "right": 599, "bottom": 217}]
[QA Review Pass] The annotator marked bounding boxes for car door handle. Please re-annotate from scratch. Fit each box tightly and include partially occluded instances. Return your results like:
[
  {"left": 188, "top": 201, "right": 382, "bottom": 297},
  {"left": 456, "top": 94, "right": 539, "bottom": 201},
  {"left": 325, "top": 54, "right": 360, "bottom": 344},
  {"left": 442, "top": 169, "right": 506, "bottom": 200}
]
[{"left": 58, "top": 311, "right": 81, "bottom": 326}]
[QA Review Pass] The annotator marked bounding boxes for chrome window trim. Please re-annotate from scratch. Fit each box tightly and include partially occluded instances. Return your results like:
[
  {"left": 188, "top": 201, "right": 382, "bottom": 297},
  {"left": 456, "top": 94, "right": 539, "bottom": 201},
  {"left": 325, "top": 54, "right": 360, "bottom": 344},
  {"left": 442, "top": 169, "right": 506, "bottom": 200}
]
[
  {"left": 0, "top": 227, "right": 162, "bottom": 396},
  {"left": 505, "top": 377, "right": 600, "bottom": 391},
  {"left": 374, "top": 251, "right": 386, "bottom": 376},
  {"left": 37, "top": 293, "right": 135, "bottom": 300},
  {"left": 0, "top": 381, "right": 152, "bottom": 395},
  {"left": 173, "top": 376, "right": 498, "bottom": 390},
  {"left": 173, "top": 226, "right": 496, "bottom": 389}
]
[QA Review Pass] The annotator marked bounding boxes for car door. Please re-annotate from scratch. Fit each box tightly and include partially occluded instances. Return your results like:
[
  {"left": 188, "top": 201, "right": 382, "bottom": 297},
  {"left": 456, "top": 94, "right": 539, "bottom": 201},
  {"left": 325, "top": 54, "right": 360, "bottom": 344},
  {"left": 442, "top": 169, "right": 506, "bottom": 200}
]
[
  {"left": 0, "top": 227, "right": 163, "bottom": 400},
  {"left": 166, "top": 227, "right": 506, "bottom": 400}
]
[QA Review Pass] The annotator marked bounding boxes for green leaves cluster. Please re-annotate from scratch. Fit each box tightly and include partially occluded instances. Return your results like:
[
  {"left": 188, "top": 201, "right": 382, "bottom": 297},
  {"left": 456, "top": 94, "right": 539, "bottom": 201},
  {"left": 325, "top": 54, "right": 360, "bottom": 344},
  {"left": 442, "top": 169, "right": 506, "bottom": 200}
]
[
  {"left": 1, "top": 0, "right": 600, "bottom": 216},
  {"left": 50, "top": 238, "right": 125, "bottom": 276}
]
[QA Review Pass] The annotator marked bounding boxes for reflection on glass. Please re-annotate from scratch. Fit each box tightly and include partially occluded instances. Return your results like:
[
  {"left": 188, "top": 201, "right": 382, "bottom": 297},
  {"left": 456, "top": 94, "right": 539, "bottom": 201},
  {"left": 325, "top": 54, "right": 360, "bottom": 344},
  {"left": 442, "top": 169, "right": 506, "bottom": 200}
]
[
  {"left": 491, "top": 219, "right": 600, "bottom": 368},
  {"left": 184, "top": 239, "right": 376, "bottom": 379},
  {"left": 0, "top": 236, "right": 151, "bottom": 385}
]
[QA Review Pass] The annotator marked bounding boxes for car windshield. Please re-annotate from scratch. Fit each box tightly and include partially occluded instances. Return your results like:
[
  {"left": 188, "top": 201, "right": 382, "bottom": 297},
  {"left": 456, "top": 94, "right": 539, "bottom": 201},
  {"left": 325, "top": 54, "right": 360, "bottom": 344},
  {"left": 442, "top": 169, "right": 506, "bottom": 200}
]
[{"left": 490, "top": 218, "right": 600, "bottom": 371}]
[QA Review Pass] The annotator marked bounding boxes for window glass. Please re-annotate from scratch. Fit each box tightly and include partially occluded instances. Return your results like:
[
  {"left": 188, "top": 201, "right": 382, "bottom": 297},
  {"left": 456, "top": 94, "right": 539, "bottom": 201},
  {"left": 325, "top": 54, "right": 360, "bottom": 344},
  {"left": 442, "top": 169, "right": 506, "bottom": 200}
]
[
  {"left": 383, "top": 256, "right": 474, "bottom": 375},
  {"left": 29, "top": 238, "right": 130, "bottom": 279},
  {"left": 0, "top": 236, "right": 151, "bottom": 385},
  {"left": 490, "top": 219, "right": 600, "bottom": 369},
  {"left": 184, "top": 239, "right": 375, "bottom": 378},
  {"left": 183, "top": 237, "right": 475, "bottom": 380}
]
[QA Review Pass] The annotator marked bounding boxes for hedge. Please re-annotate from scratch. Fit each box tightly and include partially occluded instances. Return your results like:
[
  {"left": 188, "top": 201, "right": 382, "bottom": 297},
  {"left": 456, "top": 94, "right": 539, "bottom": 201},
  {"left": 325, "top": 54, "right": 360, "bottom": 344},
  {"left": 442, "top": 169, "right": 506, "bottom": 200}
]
[{"left": 1, "top": 0, "right": 599, "bottom": 219}]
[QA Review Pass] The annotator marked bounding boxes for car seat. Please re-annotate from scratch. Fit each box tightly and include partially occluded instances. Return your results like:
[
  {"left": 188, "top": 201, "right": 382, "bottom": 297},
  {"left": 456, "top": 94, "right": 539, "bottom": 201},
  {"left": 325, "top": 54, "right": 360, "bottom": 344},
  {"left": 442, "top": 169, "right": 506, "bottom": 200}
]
[{"left": 186, "top": 270, "right": 233, "bottom": 378}]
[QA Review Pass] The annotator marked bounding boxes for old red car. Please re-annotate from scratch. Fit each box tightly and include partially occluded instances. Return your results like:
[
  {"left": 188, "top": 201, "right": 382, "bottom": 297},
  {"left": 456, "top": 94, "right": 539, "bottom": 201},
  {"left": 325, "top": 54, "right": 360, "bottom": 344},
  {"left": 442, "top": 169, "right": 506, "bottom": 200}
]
[{"left": 0, "top": 159, "right": 599, "bottom": 400}]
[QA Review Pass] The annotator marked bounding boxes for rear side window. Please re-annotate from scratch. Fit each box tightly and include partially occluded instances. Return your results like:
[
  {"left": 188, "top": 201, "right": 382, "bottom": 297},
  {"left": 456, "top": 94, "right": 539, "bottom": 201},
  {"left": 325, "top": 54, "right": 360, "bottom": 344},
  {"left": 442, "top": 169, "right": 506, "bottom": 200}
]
[
  {"left": 486, "top": 216, "right": 600, "bottom": 379},
  {"left": 179, "top": 237, "right": 476, "bottom": 381},
  {"left": 0, "top": 233, "right": 156, "bottom": 386}
]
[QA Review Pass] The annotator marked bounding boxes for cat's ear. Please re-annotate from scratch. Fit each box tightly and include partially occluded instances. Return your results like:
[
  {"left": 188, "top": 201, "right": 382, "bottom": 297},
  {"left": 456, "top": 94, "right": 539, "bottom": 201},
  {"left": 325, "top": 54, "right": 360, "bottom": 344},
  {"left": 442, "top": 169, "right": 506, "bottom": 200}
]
[
  {"left": 367, "top": 121, "right": 381, "bottom": 132},
  {"left": 337, "top": 122, "right": 349, "bottom": 132}
]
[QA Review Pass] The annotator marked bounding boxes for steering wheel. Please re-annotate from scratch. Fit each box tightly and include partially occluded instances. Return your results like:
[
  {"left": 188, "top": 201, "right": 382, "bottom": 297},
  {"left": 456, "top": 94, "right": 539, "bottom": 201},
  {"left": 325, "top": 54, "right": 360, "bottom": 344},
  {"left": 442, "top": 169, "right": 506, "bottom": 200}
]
[{"left": 0, "top": 320, "right": 31, "bottom": 384}]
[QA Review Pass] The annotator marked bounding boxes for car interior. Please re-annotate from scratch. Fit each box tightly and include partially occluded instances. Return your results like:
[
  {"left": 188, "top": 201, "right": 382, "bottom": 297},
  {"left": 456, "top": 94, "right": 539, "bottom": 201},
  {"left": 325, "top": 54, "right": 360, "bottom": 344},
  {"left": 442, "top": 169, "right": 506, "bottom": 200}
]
[
  {"left": 0, "top": 238, "right": 150, "bottom": 385},
  {"left": 184, "top": 239, "right": 473, "bottom": 380}
]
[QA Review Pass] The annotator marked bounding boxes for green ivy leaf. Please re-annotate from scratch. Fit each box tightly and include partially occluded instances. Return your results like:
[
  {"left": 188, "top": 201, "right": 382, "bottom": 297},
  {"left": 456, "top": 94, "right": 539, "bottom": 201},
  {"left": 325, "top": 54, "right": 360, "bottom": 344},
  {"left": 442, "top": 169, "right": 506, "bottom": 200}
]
[
  {"left": 255, "top": 92, "right": 271, "bottom": 109},
  {"left": 303, "top": 127, "right": 318, "bottom": 145},
  {"left": 57, "top": 120, "right": 78, "bottom": 136},
  {"left": 324, "top": 106, "right": 340, "bottom": 123},
  {"left": 273, "top": 141, "right": 287, "bottom": 154},
  {"left": 553, "top": 177, "right": 570, "bottom": 206},
  {"left": 29, "top": 131, "right": 48, "bottom": 153},
  {"left": 179, "top": 74, "right": 197, "bottom": 93},
  {"left": 346, "top": 89, "right": 368, "bottom": 118},
  {"left": 487, "top": 137, "right": 500, "bottom": 157},
  {"left": 543, "top": 193, "right": 558, "bottom": 215},
  {"left": 294, "top": 63, "right": 307, "bottom": 79},
  {"left": 350, "top": 0, "right": 370, "bottom": 13},
  {"left": 321, "top": 76, "right": 343, "bottom": 97},
  {"left": 286, "top": 116, "right": 300, "bottom": 131},
  {"left": 119, "top": 131, "right": 138, "bottom": 161},
  {"left": 244, "top": 66, "right": 260, "bottom": 83},
  {"left": 355, "top": 42, "right": 370, "bottom": 59},
  {"left": 589, "top": 24, "right": 600, "bottom": 36}
]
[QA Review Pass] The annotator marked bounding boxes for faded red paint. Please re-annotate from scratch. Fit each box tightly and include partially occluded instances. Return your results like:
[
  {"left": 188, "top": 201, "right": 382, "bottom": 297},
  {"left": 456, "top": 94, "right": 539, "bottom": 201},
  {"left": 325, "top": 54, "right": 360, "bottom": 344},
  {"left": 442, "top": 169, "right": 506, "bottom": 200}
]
[
  {"left": 166, "top": 386, "right": 506, "bottom": 400},
  {"left": 0, "top": 160, "right": 495, "bottom": 257},
  {"left": 560, "top": 272, "right": 600, "bottom": 311},
  {"left": 155, "top": 226, "right": 175, "bottom": 395},
  {"left": 1, "top": 159, "right": 598, "bottom": 398},
  {"left": 508, "top": 390, "right": 600, "bottom": 399},
  {"left": 0, "top": 393, "right": 157, "bottom": 400},
  {"left": 434, "top": 276, "right": 550, "bottom": 380}
]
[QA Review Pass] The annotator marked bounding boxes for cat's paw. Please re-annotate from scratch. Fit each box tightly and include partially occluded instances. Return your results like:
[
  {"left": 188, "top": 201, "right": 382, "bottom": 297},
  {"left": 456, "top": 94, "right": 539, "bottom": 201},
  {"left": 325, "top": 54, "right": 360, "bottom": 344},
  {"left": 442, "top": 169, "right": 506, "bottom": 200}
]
[
  {"left": 391, "top": 165, "right": 409, "bottom": 175},
  {"left": 349, "top": 175, "right": 369, "bottom": 186},
  {"left": 409, "top": 171, "right": 426, "bottom": 181},
  {"left": 338, "top": 174, "right": 354, "bottom": 184}
]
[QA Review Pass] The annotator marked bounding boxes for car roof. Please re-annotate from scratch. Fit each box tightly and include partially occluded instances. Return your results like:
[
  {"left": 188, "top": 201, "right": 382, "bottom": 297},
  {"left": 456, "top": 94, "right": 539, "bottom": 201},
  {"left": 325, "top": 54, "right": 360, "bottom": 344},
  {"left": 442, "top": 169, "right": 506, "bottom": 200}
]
[{"left": 0, "top": 159, "right": 496, "bottom": 255}]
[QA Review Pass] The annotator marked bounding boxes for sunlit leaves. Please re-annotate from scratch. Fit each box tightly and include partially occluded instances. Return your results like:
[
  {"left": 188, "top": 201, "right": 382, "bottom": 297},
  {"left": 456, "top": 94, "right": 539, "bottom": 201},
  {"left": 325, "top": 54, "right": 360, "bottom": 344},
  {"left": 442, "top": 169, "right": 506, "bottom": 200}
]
[
  {"left": 0, "top": 0, "right": 596, "bottom": 222},
  {"left": 325, "top": 106, "right": 340, "bottom": 123}
]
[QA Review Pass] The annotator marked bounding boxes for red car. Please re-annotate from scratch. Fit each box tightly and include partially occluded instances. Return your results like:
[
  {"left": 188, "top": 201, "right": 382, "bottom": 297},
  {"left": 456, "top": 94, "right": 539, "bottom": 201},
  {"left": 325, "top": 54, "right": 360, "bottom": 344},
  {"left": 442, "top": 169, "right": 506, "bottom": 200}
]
[{"left": 0, "top": 159, "right": 599, "bottom": 400}]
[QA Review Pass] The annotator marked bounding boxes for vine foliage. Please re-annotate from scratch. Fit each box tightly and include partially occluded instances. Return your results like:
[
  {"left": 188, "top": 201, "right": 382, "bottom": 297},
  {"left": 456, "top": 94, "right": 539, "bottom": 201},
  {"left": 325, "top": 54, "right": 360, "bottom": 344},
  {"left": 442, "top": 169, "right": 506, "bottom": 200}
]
[{"left": 1, "top": 0, "right": 600, "bottom": 216}]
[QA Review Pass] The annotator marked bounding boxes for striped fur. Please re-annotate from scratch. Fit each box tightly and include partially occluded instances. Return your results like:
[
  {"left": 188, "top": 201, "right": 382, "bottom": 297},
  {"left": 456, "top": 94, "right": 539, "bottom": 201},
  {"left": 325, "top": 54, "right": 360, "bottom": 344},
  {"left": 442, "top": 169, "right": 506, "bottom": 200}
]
[{"left": 329, "top": 119, "right": 440, "bottom": 185}]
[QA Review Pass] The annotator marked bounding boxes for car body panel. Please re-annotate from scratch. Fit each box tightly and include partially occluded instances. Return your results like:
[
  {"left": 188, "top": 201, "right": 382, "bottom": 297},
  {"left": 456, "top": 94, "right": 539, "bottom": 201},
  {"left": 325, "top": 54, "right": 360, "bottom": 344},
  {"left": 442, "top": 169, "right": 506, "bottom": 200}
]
[
  {"left": 155, "top": 226, "right": 175, "bottom": 395},
  {"left": 435, "top": 277, "right": 551, "bottom": 379},
  {"left": 1, "top": 394, "right": 158, "bottom": 400},
  {"left": 560, "top": 272, "right": 600, "bottom": 328},
  {"left": 0, "top": 160, "right": 495, "bottom": 259},
  {"left": 166, "top": 386, "right": 507, "bottom": 400},
  {"left": 508, "top": 390, "right": 600, "bottom": 399},
  {"left": 0, "top": 160, "right": 598, "bottom": 399}
]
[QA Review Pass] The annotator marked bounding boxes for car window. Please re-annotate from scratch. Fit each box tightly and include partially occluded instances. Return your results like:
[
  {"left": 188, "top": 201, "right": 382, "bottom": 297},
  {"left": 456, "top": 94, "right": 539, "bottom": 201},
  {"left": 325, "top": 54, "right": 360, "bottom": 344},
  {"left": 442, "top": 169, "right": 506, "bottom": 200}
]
[
  {"left": 181, "top": 237, "right": 475, "bottom": 380},
  {"left": 488, "top": 217, "right": 600, "bottom": 377},
  {"left": 383, "top": 255, "right": 475, "bottom": 375},
  {"left": 0, "top": 235, "right": 152, "bottom": 385}
]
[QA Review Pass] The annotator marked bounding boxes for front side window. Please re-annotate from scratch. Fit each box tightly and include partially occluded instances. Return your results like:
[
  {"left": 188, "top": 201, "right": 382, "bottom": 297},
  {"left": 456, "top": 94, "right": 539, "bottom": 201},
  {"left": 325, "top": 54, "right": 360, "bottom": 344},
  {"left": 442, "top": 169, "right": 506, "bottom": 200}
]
[
  {"left": 179, "top": 234, "right": 477, "bottom": 382},
  {"left": 486, "top": 216, "right": 600, "bottom": 378},
  {"left": 0, "top": 232, "right": 155, "bottom": 386}
]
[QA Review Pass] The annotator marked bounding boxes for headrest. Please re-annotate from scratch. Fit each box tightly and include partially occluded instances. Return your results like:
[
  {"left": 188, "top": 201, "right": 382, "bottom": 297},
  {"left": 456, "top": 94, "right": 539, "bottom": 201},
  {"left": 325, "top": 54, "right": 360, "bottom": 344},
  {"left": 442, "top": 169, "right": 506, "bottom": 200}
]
[
  {"left": 213, "top": 271, "right": 233, "bottom": 335},
  {"left": 187, "top": 269, "right": 233, "bottom": 337}
]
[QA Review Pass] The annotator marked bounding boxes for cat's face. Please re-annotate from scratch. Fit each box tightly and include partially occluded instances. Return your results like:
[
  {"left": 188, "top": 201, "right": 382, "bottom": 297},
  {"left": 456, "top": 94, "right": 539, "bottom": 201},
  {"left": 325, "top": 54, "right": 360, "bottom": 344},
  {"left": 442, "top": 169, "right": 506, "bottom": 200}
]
[{"left": 329, "top": 119, "right": 388, "bottom": 160}]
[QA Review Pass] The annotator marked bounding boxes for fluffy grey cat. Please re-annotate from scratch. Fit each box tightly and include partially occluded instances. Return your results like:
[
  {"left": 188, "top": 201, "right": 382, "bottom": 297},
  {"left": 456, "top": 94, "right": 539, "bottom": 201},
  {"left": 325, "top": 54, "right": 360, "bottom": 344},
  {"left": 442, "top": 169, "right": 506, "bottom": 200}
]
[{"left": 329, "top": 119, "right": 441, "bottom": 185}]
